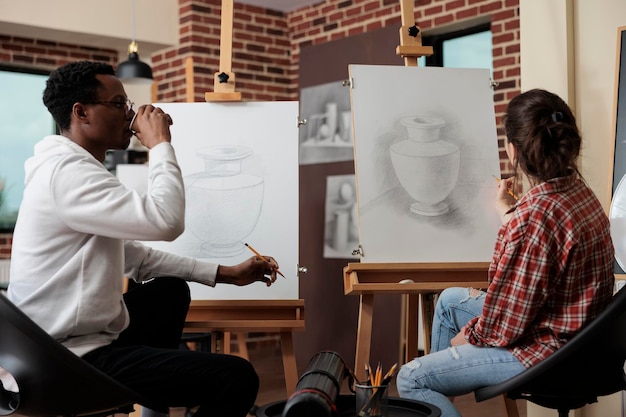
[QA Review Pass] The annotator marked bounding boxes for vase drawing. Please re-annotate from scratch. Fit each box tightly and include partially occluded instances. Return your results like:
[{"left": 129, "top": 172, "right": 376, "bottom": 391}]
[
  {"left": 390, "top": 116, "right": 460, "bottom": 216},
  {"left": 185, "top": 145, "right": 264, "bottom": 257}
]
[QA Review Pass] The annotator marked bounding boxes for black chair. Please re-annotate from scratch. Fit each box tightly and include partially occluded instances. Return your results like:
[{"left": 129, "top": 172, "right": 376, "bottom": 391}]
[
  {"left": 474, "top": 285, "right": 626, "bottom": 417},
  {"left": 0, "top": 293, "right": 163, "bottom": 417}
]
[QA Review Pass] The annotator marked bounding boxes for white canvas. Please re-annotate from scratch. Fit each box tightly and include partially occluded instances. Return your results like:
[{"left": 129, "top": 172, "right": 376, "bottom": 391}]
[
  {"left": 116, "top": 164, "right": 149, "bottom": 195},
  {"left": 125, "top": 101, "right": 299, "bottom": 300},
  {"left": 349, "top": 65, "right": 501, "bottom": 263}
]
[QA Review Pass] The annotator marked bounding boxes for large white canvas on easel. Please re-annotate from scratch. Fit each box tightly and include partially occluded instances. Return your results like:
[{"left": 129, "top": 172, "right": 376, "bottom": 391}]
[
  {"left": 349, "top": 65, "right": 501, "bottom": 263},
  {"left": 129, "top": 102, "right": 299, "bottom": 300}
]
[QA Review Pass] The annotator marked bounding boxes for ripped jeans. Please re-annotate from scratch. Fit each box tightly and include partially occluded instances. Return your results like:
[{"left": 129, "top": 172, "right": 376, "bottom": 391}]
[{"left": 396, "top": 287, "right": 525, "bottom": 417}]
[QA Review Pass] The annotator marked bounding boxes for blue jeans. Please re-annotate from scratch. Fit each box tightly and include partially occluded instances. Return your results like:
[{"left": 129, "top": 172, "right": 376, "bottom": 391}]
[{"left": 397, "top": 287, "right": 525, "bottom": 417}]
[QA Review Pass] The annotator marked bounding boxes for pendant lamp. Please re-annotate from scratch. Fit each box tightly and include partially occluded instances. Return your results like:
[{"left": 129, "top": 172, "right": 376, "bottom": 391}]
[{"left": 117, "top": 0, "right": 153, "bottom": 83}]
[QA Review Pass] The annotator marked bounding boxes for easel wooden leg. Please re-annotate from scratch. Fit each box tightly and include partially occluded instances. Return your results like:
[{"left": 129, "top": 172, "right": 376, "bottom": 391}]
[
  {"left": 211, "top": 332, "right": 219, "bottom": 353},
  {"left": 280, "top": 331, "right": 298, "bottom": 395},
  {"left": 399, "top": 294, "right": 407, "bottom": 363},
  {"left": 355, "top": 294, "right": 374, "bottom": 381},
  {"left": 218, "top": 332, "right": 251, "bottom": 359},
  {"left": 420, "top": 292, "right": 437, "bottom": 355},
  {"left": 185, "top": 56, "right": 195, "bottom": 102},
  {"left": 235, "top": 332, "right": 249, "bottom": 359},
  {"left": 223, "top": 332, "right": 232, "bottom": 354},
  {"left": 502, "top": 396, "right": 520, "bottom": 417},
  {"left": 405, "top": 294, "right": 419, "bottom": 362}
]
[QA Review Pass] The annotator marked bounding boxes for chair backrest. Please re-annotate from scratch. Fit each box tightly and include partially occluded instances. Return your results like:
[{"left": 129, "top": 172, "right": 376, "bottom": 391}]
[
  {"left": 474, "top": 285, "right": 626, "bottom": 409},
  {"left": 0, "top": 294, "right": 156, "bottom": 417}
]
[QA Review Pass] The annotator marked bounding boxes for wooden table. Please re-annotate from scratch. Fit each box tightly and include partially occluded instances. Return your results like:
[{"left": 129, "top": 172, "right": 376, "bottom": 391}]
[
  {"left": 184, "top": 299, "right": 305, "bottom": 395},
  {"left": 343, "top": 262, "right": 489, "bottom": 381}
]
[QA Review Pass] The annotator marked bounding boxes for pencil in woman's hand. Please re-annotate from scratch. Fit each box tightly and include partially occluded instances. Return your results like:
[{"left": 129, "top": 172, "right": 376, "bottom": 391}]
[{"left": 492, "top": 175, "right": 518, "bottom": 200}]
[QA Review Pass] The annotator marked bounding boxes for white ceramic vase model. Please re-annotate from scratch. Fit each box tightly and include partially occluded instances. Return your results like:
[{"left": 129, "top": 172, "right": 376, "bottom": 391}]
[
  {"left": 390, "top": 116, "right": 460, "bottom": 216},
  {"left": 185, "top": 145, "right": 264, "bottom": 257}
]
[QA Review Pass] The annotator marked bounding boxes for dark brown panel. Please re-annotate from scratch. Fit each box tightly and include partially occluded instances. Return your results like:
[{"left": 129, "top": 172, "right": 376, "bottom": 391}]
[{"left": 295, "top": 26, "right": 406, "bottom": 373}]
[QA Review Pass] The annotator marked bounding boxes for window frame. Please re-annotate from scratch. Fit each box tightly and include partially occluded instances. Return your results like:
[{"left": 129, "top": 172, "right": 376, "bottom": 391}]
[
  {"left": 0, "top": 65, "right": 54, "bottom": 232},
  {"left": 422, "top": 22, "right": 492, "bottom": 68}
]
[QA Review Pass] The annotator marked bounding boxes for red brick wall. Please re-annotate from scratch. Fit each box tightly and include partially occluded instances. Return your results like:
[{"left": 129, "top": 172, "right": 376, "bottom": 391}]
[
  {"left": 152, "top": 0, "right": 293, "bottom": 102},
  {"left": 0, "top": 234, "right": 11, "bottom": 259},
  {"left": 0, "top": 34, "right": 118, "bottom": 72}
]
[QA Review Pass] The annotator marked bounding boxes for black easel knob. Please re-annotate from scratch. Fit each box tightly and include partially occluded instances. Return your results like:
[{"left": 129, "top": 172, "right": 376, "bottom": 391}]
[
  {"left": 408, "top": 25, "right": 420, "bottom": 37},
  {"left": 217, "top": 72, "right": 229, "bottom": 83}
]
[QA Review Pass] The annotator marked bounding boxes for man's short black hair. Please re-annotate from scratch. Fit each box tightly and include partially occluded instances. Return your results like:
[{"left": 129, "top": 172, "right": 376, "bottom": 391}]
[{"left": 42, "top": 61, "right": 115, "bottom": 131}]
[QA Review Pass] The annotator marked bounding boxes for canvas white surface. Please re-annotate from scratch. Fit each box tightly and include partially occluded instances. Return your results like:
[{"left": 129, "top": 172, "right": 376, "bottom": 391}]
[
  {"left": 118, "top": 101, "right": 299, "bottom": 300},
  {"left": 610, "top": 173, "right": 626, "bottom": 270},
  {"left": 349, "top": 65, "right": 501, "bottom": 263}
]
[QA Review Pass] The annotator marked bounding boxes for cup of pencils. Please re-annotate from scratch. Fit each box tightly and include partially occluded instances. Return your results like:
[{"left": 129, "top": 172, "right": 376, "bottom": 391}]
[{"left": 354, "top": 363, "right": 397, "bottom": 417}]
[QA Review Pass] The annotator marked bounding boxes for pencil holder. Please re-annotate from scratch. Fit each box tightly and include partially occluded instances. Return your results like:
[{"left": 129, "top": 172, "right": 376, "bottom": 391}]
[
  {"left": 355, "top": 383, "right": 389, "bottom": 417},
  {"left": 282, "top": 351, "right": 347, "bottom": 417}
]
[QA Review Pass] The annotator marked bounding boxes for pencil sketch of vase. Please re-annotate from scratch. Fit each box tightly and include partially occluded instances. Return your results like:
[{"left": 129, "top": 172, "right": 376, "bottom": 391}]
[
  {"left": 185, "top": 145, "right": 264, "bottom": 257},
  {"left": 390, "top": 116, "right": 460, "bottom": 216}
]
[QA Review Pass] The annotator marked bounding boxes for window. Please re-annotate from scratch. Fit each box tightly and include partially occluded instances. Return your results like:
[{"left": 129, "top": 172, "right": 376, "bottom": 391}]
[
  {"left": 419, "top": 23, "right": 493, "bottom": 74},
  {"left": 0, "top": 67, "right": 55, "bottom": 231}
]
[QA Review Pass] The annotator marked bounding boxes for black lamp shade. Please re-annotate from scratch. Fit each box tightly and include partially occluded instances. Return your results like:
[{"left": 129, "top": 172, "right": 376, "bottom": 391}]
[{"left": 117, "top": 52, "right": 153, "bottom": 81}]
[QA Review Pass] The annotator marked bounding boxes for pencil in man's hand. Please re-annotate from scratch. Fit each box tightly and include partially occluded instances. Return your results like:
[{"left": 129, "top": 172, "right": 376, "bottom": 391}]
[{"left": 244, "top": 243, "right": 285, "bottom": 278}]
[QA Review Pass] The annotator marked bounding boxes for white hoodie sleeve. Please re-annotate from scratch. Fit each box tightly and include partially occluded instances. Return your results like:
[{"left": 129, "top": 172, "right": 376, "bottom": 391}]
[
  {"left": 51, "top": 142, "right": 185, "bottom": 242},
  {"left": 124, "top": 240, "right": 218, "bottom": 287}
]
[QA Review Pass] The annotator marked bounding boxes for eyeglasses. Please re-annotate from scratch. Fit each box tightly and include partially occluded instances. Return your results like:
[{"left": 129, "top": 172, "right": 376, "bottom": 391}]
[{"left": 85, "top": 98, "right": 135, "bottom": 117}]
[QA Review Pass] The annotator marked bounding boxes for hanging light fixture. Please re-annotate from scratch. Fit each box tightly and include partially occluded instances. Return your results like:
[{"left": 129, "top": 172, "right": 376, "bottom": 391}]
[{"left": 117, "top": 0, "right": 153, "bottom": 83}]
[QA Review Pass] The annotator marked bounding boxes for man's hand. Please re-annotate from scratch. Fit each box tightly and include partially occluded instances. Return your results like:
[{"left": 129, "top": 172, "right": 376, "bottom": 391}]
[
  {"left": 130, "top": 104, "right": 173, "bottom": 149},
  {"left": 216, "top": 256, "right": 280, "bottom": 287}
]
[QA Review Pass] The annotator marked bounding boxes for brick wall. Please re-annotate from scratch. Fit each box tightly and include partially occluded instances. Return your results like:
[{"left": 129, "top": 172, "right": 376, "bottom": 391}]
[
  {"left": 152, "top": 0, "right": 293, "bottom": 102},
  {"left": 0, "top": 34, "right": 118, "bottom": 72},
  {"left": 0, "top": 233, "right": 11, "bottom": 259}
]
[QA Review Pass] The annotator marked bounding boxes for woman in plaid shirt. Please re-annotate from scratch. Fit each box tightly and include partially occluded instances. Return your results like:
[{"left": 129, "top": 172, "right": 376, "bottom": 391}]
[{"left": 397, "top": 89, "right": 615, "bottom": 417}]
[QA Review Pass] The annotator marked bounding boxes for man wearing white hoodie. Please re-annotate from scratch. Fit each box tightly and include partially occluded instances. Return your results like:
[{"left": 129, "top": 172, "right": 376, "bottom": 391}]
[{"left": 6, "top": 61, "right": 279, "bottom": 417}]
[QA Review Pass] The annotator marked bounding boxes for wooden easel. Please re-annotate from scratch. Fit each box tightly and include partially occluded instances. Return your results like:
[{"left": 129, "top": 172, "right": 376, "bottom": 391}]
[
  {"left": 204, "top": 0, "right": 242, "bottom": 102},
  {"left": 344, "top": 0, "right": 436, "bottom": 375},
  {"left": 393, "top": 0, "right": 434, "bottom": 374},
  {"left": 396, "top": 0, "right": 433, "bottom": 66},
  {"left": 179, "top": 0, "right": 305, "bottom": 397},
  {"left": 345, "top": 3, "right": 519, "bottom": 416},
  {"left": 184, "top": 300, "right": 305, "bottom": 395},
  {"left": 344, "top": 262, "right": 488, "bottom": 380}
]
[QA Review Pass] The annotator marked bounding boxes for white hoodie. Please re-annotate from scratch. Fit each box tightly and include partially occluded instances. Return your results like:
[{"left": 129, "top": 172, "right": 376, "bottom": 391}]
[{"left": 8, "top": 135, "right": 218, "bottom": 357}]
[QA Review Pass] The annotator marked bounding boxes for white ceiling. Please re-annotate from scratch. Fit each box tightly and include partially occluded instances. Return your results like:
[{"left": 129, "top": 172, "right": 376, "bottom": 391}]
[{"left": 235, "top": 0, "right": 322, "bottom": 12}]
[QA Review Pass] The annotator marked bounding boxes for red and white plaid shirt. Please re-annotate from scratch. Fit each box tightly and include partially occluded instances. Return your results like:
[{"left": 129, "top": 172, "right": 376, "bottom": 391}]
[{"left": 465, "top": 174, "right": 615, "bottom": 368}]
